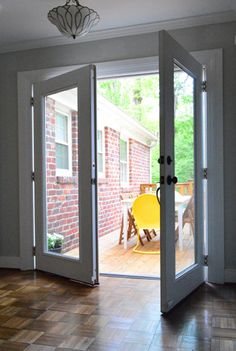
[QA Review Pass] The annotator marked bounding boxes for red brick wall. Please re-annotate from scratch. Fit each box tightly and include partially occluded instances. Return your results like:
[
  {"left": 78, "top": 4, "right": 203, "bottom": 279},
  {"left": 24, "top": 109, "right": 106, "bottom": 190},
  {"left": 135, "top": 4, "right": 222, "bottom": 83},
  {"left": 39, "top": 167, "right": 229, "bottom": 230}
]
[
  {"left": 98, "top": 127, "right": 121, "bottom": 236},
  {"left": 129, "top": 139, "right": 151, "bottom": 193},
  {"left": 46, "top": 98, "right": 151, "bottom": 250}
]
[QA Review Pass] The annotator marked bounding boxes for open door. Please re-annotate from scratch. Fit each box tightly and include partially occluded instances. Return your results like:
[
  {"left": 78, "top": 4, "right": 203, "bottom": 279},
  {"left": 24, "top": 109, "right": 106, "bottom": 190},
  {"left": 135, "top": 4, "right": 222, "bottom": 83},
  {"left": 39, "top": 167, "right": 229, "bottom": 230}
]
[
  {"left": 34, "top": 65, "right": 98, "bottom": 285},
  {"left": 160, "top": 31, "right": 204, "bottom": 312}
]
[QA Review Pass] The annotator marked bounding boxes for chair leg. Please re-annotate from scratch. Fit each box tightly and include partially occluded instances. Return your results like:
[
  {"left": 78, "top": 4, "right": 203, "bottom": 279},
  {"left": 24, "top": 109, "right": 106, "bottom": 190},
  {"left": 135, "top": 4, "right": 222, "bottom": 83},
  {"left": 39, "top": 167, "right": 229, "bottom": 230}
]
[
  {"left": 151, "top": 229, "right": 157, "bottom": 237},
  {"left": 143, "top": 229, "right": 152, "bottom": 241},
  {"left": 119, "top": 215, "right": 124, "bottom": 245},
  {"left": 127, "top": 219, "right": 133, "bottom": 240},
  {"left": 139, "top": 233, "right": 144, "bottom": 246}
]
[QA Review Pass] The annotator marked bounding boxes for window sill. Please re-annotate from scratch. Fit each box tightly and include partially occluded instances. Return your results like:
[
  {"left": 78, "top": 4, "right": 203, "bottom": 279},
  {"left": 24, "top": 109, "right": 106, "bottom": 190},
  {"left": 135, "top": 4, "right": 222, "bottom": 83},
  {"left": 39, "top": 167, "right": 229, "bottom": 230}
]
[{"left": 56, "top": 176, "right": 77, "bottom": 184}]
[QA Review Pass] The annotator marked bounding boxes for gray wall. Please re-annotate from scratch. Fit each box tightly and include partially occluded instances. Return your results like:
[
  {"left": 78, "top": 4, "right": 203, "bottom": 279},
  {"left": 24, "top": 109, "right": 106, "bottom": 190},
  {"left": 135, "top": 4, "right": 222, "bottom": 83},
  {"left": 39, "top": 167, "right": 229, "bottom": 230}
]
[{"left": 0, "top": 21, "right": 235, "bottom": 268}]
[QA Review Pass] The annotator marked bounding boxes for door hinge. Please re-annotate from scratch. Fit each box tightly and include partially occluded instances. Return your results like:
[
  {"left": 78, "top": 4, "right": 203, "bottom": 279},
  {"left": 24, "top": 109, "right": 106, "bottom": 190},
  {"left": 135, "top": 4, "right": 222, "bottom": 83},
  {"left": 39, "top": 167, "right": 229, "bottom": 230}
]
[
  {"left": 202, "top": 80, "right": 207, "bottom": 92},
  {"left": 204, "top": 255, "right": 208, "bottom": 266},
  {"left": 158, "top": 156, "right": 164, "bottom": 164},
  {"left": 91, "top": 178, "right": 96, "bottom": 185},
  {"left": 30, "top": 97, "right": 34, "bottom": 106},
  {"left": 203, "top": 168, "right": 208, "bottom": 179},
  {"left": 32, "top": 246, "right": 36, "bottom": 256},
  {"left": 32, "top": 171, "right": 35, "bottom": 181}
]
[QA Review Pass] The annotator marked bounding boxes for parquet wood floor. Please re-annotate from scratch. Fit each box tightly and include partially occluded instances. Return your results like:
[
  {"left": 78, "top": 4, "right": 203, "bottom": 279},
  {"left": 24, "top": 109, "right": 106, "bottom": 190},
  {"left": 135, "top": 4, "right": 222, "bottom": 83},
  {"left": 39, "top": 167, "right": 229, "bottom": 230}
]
[{"left": 0, "top": 269, "right": 235, "bottom": 350}]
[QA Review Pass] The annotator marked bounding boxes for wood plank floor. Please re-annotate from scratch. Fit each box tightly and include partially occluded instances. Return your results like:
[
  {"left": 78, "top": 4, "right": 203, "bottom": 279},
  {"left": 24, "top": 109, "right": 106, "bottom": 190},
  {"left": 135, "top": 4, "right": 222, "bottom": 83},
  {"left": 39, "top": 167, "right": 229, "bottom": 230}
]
[
  {"left": 67, "top": 227, "right": 194, "bottom": 276},
  {"left": 0, "top": 269, "right": 235, "bottom": 350}
]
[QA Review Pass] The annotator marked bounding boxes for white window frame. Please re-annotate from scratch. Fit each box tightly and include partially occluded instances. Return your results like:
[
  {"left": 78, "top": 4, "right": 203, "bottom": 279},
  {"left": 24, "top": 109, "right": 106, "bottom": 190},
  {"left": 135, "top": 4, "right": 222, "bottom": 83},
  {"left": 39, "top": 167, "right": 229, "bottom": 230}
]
[
  {"left": 55, "top": 103, "right": 72, "bottom": 177},
  {"left": 120, "top": 136, "right": 129, "bottom": 187},
  {"left": 97, "top": 128, "right": 105, "bottom": 178}
]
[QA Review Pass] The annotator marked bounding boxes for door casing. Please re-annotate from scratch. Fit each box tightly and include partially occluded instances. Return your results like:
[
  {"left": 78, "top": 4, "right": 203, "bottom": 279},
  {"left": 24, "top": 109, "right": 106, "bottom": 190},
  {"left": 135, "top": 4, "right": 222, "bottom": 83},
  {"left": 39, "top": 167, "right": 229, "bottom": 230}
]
[{"left": 17, "top": 50, "right": 224, "bottom": 283}]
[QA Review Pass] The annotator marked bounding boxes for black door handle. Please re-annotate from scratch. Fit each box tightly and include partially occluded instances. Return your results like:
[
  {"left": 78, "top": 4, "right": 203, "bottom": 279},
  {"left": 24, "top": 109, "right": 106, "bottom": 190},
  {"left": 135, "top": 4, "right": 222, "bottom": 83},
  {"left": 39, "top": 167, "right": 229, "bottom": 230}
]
[
  {"left": 167, "top": 156, "right": 173, "bottom": 165},
  {"left": 156, "top": 187, "right": 160, "bottom": 204},
  {"left": 167, "top": 175, "right": 178, "bottom": 185}
]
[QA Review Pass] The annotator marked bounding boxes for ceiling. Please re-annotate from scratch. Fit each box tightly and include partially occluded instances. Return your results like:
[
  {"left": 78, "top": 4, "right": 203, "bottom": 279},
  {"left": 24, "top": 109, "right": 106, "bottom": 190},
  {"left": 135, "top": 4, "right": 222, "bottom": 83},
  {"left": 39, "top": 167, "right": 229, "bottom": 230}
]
[{"left": 0, "top": 0, "right": 236, "bottom": 53}]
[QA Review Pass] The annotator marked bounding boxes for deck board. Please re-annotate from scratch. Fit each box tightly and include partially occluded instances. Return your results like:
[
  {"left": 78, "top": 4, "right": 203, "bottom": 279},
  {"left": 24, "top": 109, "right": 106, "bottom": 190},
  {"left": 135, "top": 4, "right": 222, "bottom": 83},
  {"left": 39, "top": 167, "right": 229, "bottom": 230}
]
[{"left": 67, "top": 225, "right": 194, "bottom": 277}]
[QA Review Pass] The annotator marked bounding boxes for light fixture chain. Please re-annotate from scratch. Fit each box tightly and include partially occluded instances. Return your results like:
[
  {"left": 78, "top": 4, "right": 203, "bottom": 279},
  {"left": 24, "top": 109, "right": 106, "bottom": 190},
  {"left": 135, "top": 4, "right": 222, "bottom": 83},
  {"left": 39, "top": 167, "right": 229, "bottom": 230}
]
[{"left": 66, "top": 0, "right": 80, "bottom": 5}]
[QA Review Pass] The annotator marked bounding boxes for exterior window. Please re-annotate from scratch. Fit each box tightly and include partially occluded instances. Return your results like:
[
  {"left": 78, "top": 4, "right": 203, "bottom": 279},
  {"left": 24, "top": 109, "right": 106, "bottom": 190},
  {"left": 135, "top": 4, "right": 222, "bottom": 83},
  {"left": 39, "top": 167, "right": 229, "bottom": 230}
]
[
  {"left": 120, "top": 139, "right": 128, "bottom": 185},
  {"left": 97, "top": 130, "right": 104, "bottom": 176},
  {"left": 55, "top": 112, "right": 71, "bottom": 176}
]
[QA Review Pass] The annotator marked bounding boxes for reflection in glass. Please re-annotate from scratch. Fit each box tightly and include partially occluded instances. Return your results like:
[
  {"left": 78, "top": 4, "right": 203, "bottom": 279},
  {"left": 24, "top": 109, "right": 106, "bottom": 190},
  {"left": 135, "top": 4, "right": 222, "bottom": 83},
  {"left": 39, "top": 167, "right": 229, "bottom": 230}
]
[
  {"left": 45, "top": 88, "right": 80, "bottom": 258},
  {"left": 174, "top": 64, "right": 195, "bottom": 275}
]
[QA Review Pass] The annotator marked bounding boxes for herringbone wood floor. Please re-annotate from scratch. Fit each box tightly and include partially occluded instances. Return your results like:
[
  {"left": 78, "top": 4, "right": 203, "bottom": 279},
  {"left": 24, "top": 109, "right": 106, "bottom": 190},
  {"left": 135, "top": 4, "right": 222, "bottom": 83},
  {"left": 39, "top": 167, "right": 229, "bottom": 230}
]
[{"left": 0, "top": 269, "right": 235, "bottom": 350}]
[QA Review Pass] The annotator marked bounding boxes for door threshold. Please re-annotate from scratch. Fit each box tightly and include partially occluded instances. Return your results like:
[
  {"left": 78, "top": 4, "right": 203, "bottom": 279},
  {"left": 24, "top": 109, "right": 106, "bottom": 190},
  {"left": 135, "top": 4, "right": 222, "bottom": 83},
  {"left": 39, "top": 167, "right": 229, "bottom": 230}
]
[{"left": 100, "top": 272, "right": 160, "bottom": 280}]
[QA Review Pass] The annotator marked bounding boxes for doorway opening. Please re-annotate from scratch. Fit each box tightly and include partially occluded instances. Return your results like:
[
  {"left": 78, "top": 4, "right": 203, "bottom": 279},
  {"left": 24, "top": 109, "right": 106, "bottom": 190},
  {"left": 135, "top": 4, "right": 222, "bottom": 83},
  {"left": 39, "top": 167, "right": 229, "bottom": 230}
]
[
  {"left": 96, "top": 73, "right": 195, "bottom": 278},
  {"left": 41, "top": 71, "right": 196, "bottom": 278}
]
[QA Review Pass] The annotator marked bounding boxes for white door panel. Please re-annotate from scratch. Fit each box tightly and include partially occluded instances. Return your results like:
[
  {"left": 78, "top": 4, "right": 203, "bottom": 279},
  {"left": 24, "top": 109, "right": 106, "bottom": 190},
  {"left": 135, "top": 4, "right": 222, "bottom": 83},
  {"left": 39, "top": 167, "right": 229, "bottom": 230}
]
[
  {"left": 34, "top": 65, "right": 98, "bottom": 285},
  {"left": 159, "top": 31, "right": 204, "bottom": 312}
]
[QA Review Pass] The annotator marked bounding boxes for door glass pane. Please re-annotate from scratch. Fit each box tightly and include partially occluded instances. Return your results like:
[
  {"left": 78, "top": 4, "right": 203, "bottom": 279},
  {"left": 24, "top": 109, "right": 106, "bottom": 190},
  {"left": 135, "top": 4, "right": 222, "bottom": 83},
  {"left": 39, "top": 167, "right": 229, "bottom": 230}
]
[
  {"left": 45, "top": 88, "right": 80, "bottom": 259},
  {"left": 97, "top": 130, "right": 104, "bottom": 173},
  {"left": 120, "top": 139, "right": 127, "bottom": 161},
  {"left": 174, "top": 63, "right": 195, "bottom": 275},
  {"left": 56, "top": 113, "right": 68, "bottom": 142},
  {"left": 56, "top": 143, "right": 69, "bottom": 169}
]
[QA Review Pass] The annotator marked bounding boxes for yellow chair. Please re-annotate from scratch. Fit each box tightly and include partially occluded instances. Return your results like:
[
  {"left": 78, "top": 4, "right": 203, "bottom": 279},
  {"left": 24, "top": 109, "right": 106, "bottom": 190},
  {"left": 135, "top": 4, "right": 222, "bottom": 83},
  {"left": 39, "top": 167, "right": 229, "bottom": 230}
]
[{"left": 132, "top": 193, "right": 160, "bottom": 254}]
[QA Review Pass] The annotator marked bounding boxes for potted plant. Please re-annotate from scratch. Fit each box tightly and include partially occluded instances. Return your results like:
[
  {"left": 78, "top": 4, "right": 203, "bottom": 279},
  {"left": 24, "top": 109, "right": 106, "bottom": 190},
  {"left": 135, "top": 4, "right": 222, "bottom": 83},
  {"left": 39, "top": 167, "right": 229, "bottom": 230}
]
[{"left": 47, "top": 233, "right": 64, "bottom": 253}]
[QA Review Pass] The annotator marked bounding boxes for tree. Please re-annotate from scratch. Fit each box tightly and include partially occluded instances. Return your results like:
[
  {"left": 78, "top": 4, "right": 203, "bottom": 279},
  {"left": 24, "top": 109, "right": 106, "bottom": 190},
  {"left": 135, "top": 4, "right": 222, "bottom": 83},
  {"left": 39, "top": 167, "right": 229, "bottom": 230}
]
[{"left": 98, "top": 73, "right": 194, "bottom": 184}]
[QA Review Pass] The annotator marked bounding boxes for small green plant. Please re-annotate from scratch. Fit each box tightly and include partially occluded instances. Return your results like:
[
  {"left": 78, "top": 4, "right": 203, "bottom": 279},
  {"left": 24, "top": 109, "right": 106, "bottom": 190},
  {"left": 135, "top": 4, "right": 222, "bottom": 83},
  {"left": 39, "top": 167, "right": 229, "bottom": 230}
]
[{"left": 47, "top": 233, "right": 64, "bottom": 250}]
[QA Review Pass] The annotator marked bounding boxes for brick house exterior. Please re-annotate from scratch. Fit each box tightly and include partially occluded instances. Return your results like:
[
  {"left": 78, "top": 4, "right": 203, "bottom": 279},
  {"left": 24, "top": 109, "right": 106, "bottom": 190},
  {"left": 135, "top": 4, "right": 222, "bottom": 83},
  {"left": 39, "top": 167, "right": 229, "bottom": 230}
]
[{"left": 46, "top": 94, "right": 157, "bottom": 253}]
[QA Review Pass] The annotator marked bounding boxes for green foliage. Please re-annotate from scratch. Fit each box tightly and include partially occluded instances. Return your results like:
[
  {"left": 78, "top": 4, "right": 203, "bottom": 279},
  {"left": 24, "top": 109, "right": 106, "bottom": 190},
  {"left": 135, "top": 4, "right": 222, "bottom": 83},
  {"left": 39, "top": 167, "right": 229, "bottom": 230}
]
[
  {"left": 47, "top": 233, "right": 64, "bottom": 250},
  {"left": 175, "top": 116, "right": 194, "bottom": 183},
  {"left": 98, "top": 73, "right": 194, "bottom": 184}
]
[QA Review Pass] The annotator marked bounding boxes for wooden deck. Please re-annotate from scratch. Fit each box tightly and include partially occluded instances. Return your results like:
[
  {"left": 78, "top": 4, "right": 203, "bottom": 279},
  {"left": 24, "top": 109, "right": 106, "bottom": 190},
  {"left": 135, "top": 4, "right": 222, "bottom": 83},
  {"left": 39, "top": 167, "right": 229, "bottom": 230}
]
[{"left": 67, "top": 225, "right": 194, "bottom": 277}]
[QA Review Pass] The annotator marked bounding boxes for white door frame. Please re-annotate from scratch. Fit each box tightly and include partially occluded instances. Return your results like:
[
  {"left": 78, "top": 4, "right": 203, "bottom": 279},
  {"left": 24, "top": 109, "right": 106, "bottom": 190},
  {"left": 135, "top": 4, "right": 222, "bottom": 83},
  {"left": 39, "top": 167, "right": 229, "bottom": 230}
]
[{"left": 17, "top": 50, "right": 224, "bottom": 283}]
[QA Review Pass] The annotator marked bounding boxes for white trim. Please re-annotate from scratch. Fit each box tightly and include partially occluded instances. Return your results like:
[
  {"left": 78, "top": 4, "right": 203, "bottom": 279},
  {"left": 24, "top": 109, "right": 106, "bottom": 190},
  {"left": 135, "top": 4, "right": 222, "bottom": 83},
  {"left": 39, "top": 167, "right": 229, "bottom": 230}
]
[
  {"left": 225, "top": 269, "right": 236, "bottom": 283},
  {"left": 97, "top": 57, "right": 158, "bottom": 79},
  {"left": 0, "top": 257, "right": 21, "bottom": 269},
  {"left": 18, "top": 73, "right": 35, "bottom": 271},
  {"left": 193, "top": 49, "right": 224, "bottom": 284},
  {"left": 97, "top": 128, "right": 105, "bottom": 179},
  {"left": 1, "top": 11, "right": 236, "bottom": 54}
]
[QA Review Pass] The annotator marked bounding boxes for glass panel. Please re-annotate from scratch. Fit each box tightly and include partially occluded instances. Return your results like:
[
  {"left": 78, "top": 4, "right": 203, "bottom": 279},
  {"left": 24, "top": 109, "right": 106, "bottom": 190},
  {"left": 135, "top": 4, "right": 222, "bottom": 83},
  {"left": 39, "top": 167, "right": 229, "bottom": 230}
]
[
  {"left": 97, "top": 130, "right": 103, "bottom": 153},
  {"left": 120, "top": 162, "right": 128, "bottom": 183},
  {"left": 56, "top": 143, "right": 69, "bottom": 169},
  {"left": 97, "top": 130, "right": 104, "bottom": 173},
  {"left": 56, "top": 113, "right": 68, "bottom": 142},
  {"left": 45, "top": 88, "right": 79, "bottom": 259},
  {"left": 97, "top": 153, "right": 103, "bottom": 173},
  {"left": 120, "top": 139, "right": 127, "bottom": 162},
  {"left": 174, "top": 63, "right": 195, "bottom": 275}
]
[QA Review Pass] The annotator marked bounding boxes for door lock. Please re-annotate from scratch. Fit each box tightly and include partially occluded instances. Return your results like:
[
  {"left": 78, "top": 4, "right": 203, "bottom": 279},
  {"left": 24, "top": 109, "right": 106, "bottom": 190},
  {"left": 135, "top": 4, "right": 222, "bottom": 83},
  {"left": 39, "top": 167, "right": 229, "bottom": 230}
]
[
  {"left": 167, "top": 175, "right": 178, "bottom": 185},
  {"left": 167, "top": 156, "right": 173, "bottom": 165}
]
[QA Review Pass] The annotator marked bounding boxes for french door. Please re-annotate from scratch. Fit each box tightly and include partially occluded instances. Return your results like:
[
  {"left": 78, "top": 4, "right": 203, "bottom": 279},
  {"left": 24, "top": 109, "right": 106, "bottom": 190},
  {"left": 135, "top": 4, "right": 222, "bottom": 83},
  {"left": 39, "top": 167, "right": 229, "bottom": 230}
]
[
  {"left": 159, "top": 31, "right": 205, "bottom": 312},
  {"left": 34, "top": 65, "right": 98, "bottom": 285}
]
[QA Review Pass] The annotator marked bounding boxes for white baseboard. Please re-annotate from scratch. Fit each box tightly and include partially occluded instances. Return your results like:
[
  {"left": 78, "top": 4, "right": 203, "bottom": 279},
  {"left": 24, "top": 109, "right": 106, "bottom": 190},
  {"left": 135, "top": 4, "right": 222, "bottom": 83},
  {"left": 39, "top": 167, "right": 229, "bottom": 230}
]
[
  {"left": 225, "top": 269, "right": 236, "bottom": 283},
  {"left": 0, "top": 256, "right": 21, "bottom": 269}
]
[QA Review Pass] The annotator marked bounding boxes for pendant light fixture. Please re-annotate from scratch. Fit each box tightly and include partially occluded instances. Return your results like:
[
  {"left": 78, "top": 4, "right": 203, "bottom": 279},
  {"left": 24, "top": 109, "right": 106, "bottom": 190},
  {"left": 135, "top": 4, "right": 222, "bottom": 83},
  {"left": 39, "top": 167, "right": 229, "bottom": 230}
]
[{"left": 48, "top": 0, "right": 100, "bottom": 39}]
